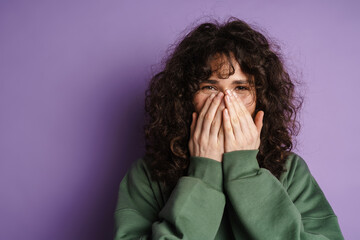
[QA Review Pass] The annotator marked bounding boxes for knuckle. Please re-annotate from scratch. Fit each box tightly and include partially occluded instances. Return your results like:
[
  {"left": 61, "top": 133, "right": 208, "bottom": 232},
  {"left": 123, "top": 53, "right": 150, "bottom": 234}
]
[
  {"left": 225, "top": 126, "right": 232, "bottom": 132},
  {"left": 199, "top": 146, "right": 206, "bottom": 153},
  {"left": 199, "top": 136, "right": 205, "bottom": 145},
  {"left": 231, "top": 117, "right": 238, "bottom": 124},
  {"left": 204, "top": 113, "right": 211, "bottom": 120},
  {"left": 211, "top": 120, "right": 217, "bottom": 127}
]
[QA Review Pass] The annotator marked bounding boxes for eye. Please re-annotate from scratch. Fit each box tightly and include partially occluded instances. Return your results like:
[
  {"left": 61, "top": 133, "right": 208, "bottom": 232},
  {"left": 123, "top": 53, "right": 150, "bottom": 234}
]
[
  {"left": 235, "top": 86, "right": 249, "bottom": 91},
  {"left": 201, "top": 86, "right": 216, "bottom": 90},
  {"left": 200, "top": 86, "right": 249, "bottom": 91}
]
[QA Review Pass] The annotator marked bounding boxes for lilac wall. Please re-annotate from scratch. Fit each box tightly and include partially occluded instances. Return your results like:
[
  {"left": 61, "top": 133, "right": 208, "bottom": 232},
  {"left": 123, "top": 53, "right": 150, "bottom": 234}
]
[{"left": 0, "top": 0, "right": 358, "bottom": 239}]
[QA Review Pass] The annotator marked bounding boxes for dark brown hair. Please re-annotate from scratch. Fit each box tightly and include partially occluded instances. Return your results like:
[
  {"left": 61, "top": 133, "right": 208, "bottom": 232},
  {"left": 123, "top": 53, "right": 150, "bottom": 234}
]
[{"left": 143, "top": 17, "right": 304, "bottom": 192}]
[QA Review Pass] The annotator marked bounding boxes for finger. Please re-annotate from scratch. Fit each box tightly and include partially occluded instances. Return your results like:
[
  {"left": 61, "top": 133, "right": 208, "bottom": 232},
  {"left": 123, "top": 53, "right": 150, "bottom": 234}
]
[
  {"left": 224, "top": 91, "right": 243, "bottom": 140},
  {"left": 202, "top": 92, "right": 223, "bottom": 138},
  {"left": 218, "top": 124, "right": 224, "bottom": 140},
  {"left": 218, "top": 125, "right": 224, "bottom": 144},
  {"left": 230, "top": 91, "right": 254, "bottom": 139},
  {"left": 254, "top": 111, "right": 264, "bottom": 149},
  {"left": 209, "top": 93, "right": 225, "bottom": 139},
  {"left": 190, "top": 112, "right": 197, "bottom": 139},
  {"left": 223, "top": 108, "right": 235, "bottom": 142},
  {"left": 194, "top": 93, "right": 216, "bottom": 140},
  {"left": 254, "top": 110, "right": 264, "bottom": 135},
  {"left": 233, "top": 91, "right": 258, "bottom": 133}
]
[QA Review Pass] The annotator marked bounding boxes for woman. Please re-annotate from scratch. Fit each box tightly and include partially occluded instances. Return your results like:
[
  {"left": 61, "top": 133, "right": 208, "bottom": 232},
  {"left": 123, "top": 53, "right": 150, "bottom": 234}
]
[{"left": 113, "top": 17, "right": 344, "bottom": 239}]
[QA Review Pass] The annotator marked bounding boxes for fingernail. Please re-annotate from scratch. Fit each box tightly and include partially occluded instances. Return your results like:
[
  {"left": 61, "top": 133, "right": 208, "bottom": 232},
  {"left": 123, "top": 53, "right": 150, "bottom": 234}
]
[{"left": 226, "top": 89, "right": 232, "bottom": 96}]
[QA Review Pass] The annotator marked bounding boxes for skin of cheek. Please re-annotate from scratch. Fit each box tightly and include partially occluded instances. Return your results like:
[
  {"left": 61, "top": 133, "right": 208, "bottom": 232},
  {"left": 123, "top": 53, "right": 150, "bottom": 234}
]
[{"left": 240, "top": 93, "right": 256, "bottom": 120}]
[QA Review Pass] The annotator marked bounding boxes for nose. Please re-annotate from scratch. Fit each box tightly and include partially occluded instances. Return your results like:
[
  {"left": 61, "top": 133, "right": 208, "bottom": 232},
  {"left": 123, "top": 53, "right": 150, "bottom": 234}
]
[
  {"left": 221, "top": 88, "right": 231, "bottom": 95},
  {"left": 220, "top": 89, "right": 231, "bottom": 99}
]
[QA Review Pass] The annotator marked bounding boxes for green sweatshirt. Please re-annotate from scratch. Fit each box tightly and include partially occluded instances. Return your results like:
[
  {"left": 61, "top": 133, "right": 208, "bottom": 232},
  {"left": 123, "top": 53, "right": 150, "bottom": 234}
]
[{"left": 113, "top": 149, "right": 344, "bottom": 239}]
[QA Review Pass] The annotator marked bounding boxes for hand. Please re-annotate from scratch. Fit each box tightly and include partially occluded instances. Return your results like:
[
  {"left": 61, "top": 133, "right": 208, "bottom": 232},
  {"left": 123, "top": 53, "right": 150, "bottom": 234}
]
[
  {"left": 189, "top": 92, "right": 225, "bottom": 162},
  {"left": 222, "top": 89, "right": 264, "bottom": 152}
]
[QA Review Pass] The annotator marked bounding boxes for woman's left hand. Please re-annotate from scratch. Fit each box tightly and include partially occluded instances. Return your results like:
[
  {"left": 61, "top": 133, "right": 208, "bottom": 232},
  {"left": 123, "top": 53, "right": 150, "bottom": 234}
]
[{"left": 222, "top": 89, "right": 264, "bottom": 152}]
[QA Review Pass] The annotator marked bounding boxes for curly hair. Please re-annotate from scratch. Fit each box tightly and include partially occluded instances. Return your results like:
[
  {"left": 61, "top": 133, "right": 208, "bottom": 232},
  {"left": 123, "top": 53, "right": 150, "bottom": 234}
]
[{"left": 143, "top": 17, "right": 304, "bottom": 193}]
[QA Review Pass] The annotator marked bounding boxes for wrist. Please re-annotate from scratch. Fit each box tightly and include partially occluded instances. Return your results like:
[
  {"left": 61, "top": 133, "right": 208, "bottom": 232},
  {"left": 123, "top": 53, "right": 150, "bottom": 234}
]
[{"left": 188, "top": 156, "right": 223, "bottom": 191}]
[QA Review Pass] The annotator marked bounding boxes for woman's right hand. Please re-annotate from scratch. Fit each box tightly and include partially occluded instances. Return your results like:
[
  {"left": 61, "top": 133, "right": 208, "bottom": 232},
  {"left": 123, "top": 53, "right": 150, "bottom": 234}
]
[{"left": 188, "top": 91, "right": 225, "bottom": 162}]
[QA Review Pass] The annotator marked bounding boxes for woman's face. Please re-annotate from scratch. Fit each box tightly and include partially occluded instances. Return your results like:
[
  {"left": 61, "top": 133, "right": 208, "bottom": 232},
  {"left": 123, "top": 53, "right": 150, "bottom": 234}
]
[{"left": 193, "top": 54, "right": 257, "bottom": 119}]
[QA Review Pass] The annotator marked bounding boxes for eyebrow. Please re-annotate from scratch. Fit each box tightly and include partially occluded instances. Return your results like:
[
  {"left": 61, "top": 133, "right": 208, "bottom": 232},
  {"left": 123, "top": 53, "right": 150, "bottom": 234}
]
[{"left": 200, "top": 79, "right": 249, "bottom": 84}]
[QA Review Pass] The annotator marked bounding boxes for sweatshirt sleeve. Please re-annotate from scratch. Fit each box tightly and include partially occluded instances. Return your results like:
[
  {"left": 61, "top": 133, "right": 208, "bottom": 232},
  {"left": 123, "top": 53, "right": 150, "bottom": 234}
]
[
  {"left": 222, "top": 149, "right": 345, "bottom": 240},
  {"left": 113, "top": 156, "right": 226, "bottom": 240}
]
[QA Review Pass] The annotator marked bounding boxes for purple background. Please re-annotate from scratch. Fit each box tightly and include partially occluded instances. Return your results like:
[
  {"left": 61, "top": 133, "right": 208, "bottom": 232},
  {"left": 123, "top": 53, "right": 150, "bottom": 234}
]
[{"left": 0, "top": 0, "right": 359, "bottom": 239}]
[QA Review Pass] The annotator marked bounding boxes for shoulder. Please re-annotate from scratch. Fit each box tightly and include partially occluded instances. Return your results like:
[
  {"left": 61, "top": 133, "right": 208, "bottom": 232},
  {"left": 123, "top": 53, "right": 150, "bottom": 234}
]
[
  {"left": 116, "top": 157, "right": 163, "bottom": 221},
  {"left": 125, "top": 156, "right": 153, "bottom": 185},
  {"left": 279, "top": 151, "right": 313, "bottom": 189},
  {"left": 118, "top": 156, "right": 158, "bottom": 203},
  {"left": 278, "top": 152, "right": 338, "bottom": 218},
  {"left": 124, "top": 156, "right": 165, "bottom": 197}
]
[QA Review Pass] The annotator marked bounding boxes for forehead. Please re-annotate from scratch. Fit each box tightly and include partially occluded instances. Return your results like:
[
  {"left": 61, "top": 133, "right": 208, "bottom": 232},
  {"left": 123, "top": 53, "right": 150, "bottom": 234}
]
[
  {"left": 208, "top": 52, "right": 235, "bottom": 71},
  {"left": 207, "top": 53, "right": 249, "bottom": 80},
  {"left": 199, "top": 79, "right": 249, "bottom": 86}
]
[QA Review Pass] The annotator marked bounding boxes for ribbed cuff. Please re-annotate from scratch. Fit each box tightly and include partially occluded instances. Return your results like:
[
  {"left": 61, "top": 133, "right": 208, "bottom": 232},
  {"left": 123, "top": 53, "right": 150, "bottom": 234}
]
[
  {"left": 223, "top": 149, "right": 260, "bottom": 182},
  {"left": 188, "top": 156, "right": 223, "bottom": 192}
]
